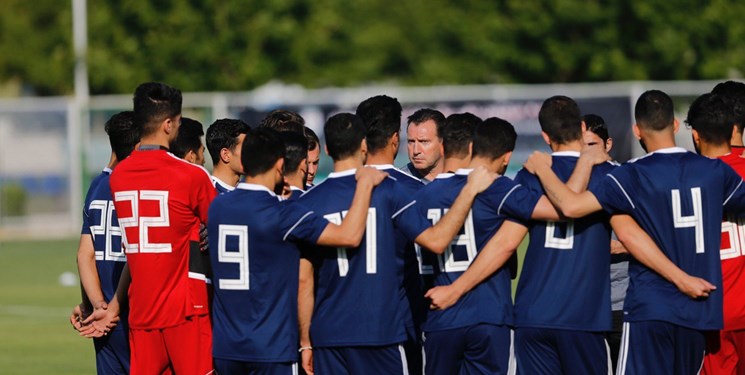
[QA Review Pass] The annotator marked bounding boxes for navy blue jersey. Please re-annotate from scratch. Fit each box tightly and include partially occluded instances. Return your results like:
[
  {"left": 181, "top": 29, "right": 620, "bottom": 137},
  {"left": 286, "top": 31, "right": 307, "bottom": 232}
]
[
  {"left": 590, "top": 148, "right": 745, "bottom": 330},
  {"left": 403, "top": 170, "right": 540, "bottom": 331},
  {"left": 81, "top": 169, "right": 127, "bottom": 315},
  {"left": 298, "top": 169, "right": 431, "bottom": 347},
  {"left": 287, "top": 186, "right": 305, "bottom": 201},
  {"left": 208, "top": 183, "right": 329, "bottom": 362},
  {"left": 514, "top": 152, "right": 615, "bottom": 331},
  {"left": 212, "top": 176, "right": 235, "bottom": 194}
]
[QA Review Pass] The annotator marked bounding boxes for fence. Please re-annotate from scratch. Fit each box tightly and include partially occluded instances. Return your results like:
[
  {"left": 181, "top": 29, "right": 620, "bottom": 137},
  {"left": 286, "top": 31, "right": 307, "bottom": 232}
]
[{"left": 0, "top": 80, "right": 726, "bottom": 239}]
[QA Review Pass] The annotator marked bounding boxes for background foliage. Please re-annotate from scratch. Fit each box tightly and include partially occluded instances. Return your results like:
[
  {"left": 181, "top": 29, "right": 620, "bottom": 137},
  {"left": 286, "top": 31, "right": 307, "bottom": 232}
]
[{"left": 2, "top": 0, "right": 744, "bottom": 96}]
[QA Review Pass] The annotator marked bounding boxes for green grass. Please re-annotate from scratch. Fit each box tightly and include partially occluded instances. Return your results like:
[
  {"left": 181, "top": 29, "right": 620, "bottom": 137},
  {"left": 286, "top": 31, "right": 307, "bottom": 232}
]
[{"left": 0, "top": 238, "right": 95, "bottom": 374}]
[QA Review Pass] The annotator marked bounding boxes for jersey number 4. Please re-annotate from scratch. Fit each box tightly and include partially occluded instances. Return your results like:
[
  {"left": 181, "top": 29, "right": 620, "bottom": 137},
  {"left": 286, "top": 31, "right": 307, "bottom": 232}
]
[
  {"left": 114, "top": 190, "right": 172, "bottom": 253},
  {"left": 324, "top": 208, "right": 377, "bottom": 277},
  {"left": 672, "top": 188, "right": 704, "bottom": 254}
]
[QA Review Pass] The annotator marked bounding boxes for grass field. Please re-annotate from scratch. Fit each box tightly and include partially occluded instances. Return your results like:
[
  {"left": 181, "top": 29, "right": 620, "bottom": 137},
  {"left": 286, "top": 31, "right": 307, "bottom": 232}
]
[{"left": 0, "top": 238, "right": 95, "bottom": 374}]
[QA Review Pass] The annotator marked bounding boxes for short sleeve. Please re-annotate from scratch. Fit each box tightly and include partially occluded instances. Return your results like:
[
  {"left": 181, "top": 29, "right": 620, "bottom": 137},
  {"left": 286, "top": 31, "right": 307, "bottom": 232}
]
[
  {"left": 281, "top": 201, "right": 329, "bottom": 244},
  {"left": 392, "top": 188, "right": 431, "bottom": 242},
  {"left": 588, "top": 166, "right": 636, "bottom": 215},
  {"left": 722, "top": 163, "right": 745, "bottom": 214},
  {"left": 493, "top": 182, "right": 542, "bottom": 224},
  {"left": 193, "top": 171, "right": 218, "bottom": 223}
]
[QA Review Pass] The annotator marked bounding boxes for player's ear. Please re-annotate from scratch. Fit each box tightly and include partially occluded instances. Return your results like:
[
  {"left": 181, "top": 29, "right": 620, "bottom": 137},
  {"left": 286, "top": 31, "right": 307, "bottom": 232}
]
[
  {"left": 324, "top": 144, "right": 330, "bottom": 157},
  {"left": 390, "top": 132, "right": 399, "bottom": 151},
  {"left": 503, "top": 151, "right": 513, "bottom": 167},
  {"left": 541, "top": 131, "right": 551, "bottom": 146},
  {"left": 732, "top": 123, "right": 741, "bottom": 141},
  {"left": 673, "top": 118, "right": 680, "bottom": 134},
  {"left": 632, "top": 124, "right": 642, "bottom": 140},
  {"left": 581, "top": 120, "right": 587, "bottom": 134},
  {"left": 605, "top": 137, "right": 613, "bottom": 153},
  {"left": 275, "top": 157, "right": 284, "bottom": 174},
  {"left": 691, "top": 129, "right": 701, "bottom": 147},
  {"left": 360, "top": 138, "right": 368, "bottom": 155},
  {"left": 467, "top": 142, "right": 473, "bottom": 159},
  {"left": 220, "top": 147, "right": 231, "bottom": 164}
]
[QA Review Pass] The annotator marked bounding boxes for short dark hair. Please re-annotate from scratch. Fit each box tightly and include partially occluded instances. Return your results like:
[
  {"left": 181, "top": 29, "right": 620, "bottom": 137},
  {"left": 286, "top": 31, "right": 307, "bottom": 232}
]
[
  {"left": 356, "top": 95, "right": 402, "bottom": 154},
  {"left": 538, "top": 96, "right": 582, "bottom": 144},
  {"left": 472, "top": 117, "right": 517, "bottom": 160},
  {"left": 206, "top": 119, "right": 250, "bottom": 165},
  {"left": 104, "top": 111, "right": 139, "bottom": 161},
  {"left": 635, "top": 90, "right": 675, "bottom": 131},
  {"left": 303, "top": 126, "right": 320, "bottom": 152},
  {"left": 260, "top": 109, "right": 305, "bottom": 134},
  {"left": 442, "top": 113, "right": 481, "bottom": 158},
  {"left": 132, "top": 82, "right": 182, "bottom": 137},
  {"left": 712, "top": 80, "right": 745, "bottom": 131},
  {"left": 407, "top": 108, "right": 446, "bottom": 140},
  {"left": 170, "top": 118, "right": 204, "bottom": 158},
  {"left": 240, "top": 128, "right": 285, "bottom": 177},
  {"left": 686, "top": 93, "right": 734, "bottom": 146},
  {"left": 279, "top": 131, "right": 308, "bottom": 174},
  {"left": 324, "top": 113, "right": 366, "bottom": 161},
  {"left": 583, "top": 114, "right": 609, "bottom": 143}
]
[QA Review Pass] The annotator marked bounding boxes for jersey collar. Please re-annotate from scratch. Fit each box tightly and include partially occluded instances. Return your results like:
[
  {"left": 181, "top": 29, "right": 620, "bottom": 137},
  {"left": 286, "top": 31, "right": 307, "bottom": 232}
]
[
  {"left": 435, "top": 172, "right": 455, "bottom": 179},
  {"left": 212, "top": 176, "right": 236, "bottom": 192},
  {"left": 551, "top": 150, "right": 580, "bottom": 157},
  {"left": 103, "top": 167, "right": 112, "bottom": 174},
  {"left": 368, "top": 164, "right": 395, "bottom": 170},
  {"left": 290, "top": 185, "right": 305, "bottom": 193},
  {"left": 236, "top": 183, "right": 278, "bottom": 197},
  {"left": 327, "top": 168, "right": 357, "bottom": 178},
  {"left": 651, "top": 147, "right": 688, "bottom": 154},
  {"left": 455, "top": 168, "right": 474, "bottom": 176}
]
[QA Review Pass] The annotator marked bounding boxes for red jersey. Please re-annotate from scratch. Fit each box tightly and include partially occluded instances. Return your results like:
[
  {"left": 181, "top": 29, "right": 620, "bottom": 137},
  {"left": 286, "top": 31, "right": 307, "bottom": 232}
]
[
  {"left": 719, "top": 152, "right": 745, "bottom": 331},
  {"left": 110, "top": 148, "right": 217, "bottom": 329}
]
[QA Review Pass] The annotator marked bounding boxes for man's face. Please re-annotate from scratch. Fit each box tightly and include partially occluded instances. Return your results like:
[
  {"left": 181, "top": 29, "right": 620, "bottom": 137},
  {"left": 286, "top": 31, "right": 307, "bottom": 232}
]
[
  {"left": 306, "top": 146, "right": 320, "bottom": 186},
  {"left": 583, "top": 131, "right": 610, "bottom": 153},
  {"left": 407, "top": 120, "right": 443, "bottom": 172},
  {"left": 194, "top": 144, "right": 205, "bottom": 166},
  {"left": 229, "top": 133, "right": 247, "bottom": 174}
]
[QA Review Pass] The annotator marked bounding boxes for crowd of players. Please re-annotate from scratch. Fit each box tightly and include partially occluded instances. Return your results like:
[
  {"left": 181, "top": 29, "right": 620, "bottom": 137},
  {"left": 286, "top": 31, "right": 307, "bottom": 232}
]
[{"left": 68, "top": 80, "right": 745, "bottom": 375}]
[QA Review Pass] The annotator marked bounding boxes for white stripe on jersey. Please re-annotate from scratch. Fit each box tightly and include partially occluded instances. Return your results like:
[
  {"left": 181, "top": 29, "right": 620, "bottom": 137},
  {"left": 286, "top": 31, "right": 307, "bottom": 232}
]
[
  {"left": 508, "top": 329, "right": 517, "bottom": 375},
  {"left": 283, "top": 211, "right": 315, "bottom": 241},
  {"left": 498, "top": 184, "right": 522, "bottom": 216},
  {"left": 604, "top": 338, "right": 613, "bottom": 375},
  {"left": 391, "top": 200, "right": 417, "bottom": 220},
  {"left": 724, "top": 179, "right": 744, "bottom": 207},
  {"left": 608, "top": 174, "right": 636, "bottom": 209},
  {"left": 617, "top": 322, "right": 630, "bottom": 375},
  {"left": 399, "top": 344, "right": 410, "bottom": 375},
  {"left": 292, "top": 362, "right": 298, "bottom": 375}
]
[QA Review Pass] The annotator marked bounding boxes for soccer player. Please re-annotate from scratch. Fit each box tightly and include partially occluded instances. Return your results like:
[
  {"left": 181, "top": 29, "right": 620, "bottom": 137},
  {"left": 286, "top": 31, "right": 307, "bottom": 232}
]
[
  {"left": 206, "top": 118, "right": 250, "bottom": 193},
  {"left": 304, "top": 126, "right": 321, "bottom": 188},
  {"left": 208, "top": 127, "right": 387, "bottom": 375},
  {"left": 410, "top": 117, "right": 561, "bottom": 375},
  {"left": 260, "top": 108, "right": 306, "bottom": 133},
  {"left": 440, "top": 112, "right": 481, "bottom": 173},
  {"left": 525, "top": 90, "right": 745, "bottom": 374},
  {"left": 170, "top": 117, "right": 206, "bottom": 166},
  {"left": 278, "top": 130, "right": 309, "bottom": 200},
  {"left": 356, "top": 94, "right": 426, "bottom": 374},
  {"left": 711, "top": 81, "right": 745, "bottom": 155},
  {"left": 405, "top": 108, "right": 445, "bottom": 183},
  {"left": 71, "top": 111, "right": 138, "bottom": 374},
  {"left": 109, "top": 82, "right": 217, "bottom": 375},
  {"left": 685, "top": 93, "right": 745, "bottom": 375},
  {"left": 298, "top": 113, "right": 496, "bottom": 375}
]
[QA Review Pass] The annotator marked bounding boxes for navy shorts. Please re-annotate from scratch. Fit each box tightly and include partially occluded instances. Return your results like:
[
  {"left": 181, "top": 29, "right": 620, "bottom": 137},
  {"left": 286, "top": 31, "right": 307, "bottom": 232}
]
[
  {"left": 93, "top": 325, "right": 129, "bottom": 375},
  {"left": 424, "top": 323, "right": 513, "bottom": 375},
  {"left": 515, "top": 327, "right": 610, "bottom": 375},
  {"left": 314, "top": 344, "right": 408, "bottom": 375},
  {"left": 214, "top": 358, "right": 298, "bottom": 375},
  {"left": 617, "top": 321, "right": 705, "bottom": 375}
]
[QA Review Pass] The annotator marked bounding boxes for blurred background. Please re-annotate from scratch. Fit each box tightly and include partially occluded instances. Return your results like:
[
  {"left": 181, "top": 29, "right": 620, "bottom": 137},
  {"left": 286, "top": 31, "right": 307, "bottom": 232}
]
[{"left": 0, "top": 1, "right": 743, "bottom": 372}]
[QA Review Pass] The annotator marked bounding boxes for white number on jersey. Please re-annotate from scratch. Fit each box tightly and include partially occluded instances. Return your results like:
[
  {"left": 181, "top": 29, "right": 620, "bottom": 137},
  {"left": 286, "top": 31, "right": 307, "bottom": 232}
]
[
  {"left": 544, "top": 221, "right": 575, "bottom": 250},
  {"left": 88, "top": 200, "right": 125, "bottom": 262},
  {"left": 721, "top": 214, "right": 745, "bottom": 259},
  {"left": 217, "top": 224, "right": 249, "bottom": 290},
  {"left": 426, "top": 208, "right": 478, "bottom": 272},
  {"left": 114, "top": 190, "right": 172, "bottom": 253},
  {"left": 325, "top": 208, "right": 377, "bottom": 277},
  {"left": 672, "top": 188, "right": 704, "bottom": 253}
]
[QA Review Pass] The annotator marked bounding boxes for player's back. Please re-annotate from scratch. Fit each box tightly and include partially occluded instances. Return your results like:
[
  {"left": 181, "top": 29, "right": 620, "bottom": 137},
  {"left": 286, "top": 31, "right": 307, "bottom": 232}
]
[
  {"left": 209, "top": 183, "right": 325, "bottom": 362},
  {"left": 719, "top": 152, "right": 745, "bottom": 331},
  {"left": 514, "top": 152, "right": 614, "bottom": 331},
  {"left": 590, "top": 148, "right": 745, "bottom": 330},
  {"left": 298, "top": 170, "right": 410, "bottom": 347},
  {"left": 414, "top": 170, "right": 539, "bottom": 332},
  {"left": 110, "top": 149, "right": 216, "bottom": 329}
]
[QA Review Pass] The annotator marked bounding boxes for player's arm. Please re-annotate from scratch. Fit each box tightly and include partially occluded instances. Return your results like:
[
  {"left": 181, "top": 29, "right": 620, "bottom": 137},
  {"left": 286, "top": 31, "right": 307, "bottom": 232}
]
[
  {"left": 566, "top": 144, "right": 609, "bottom": 193},
  {"left": 298, "top": 257, "right": 315, "bottom": 375},
  {"left": 611, "top": 214, "right": 715, "bottom": 299},
  {"left": 315, "top": 167, "right": 387, "bottom": 247},
  {"left": 76, "top": 234, "right": 106, "bottom": 310},
  {"left": 426, "top": 221, "right": 528, "bottom": 310},
  {"left": 83, "top": 263, "right": 129, "bottom": 337},
  {"left": 524, "top": 151, "right": 603, "bottom": 218},
  {"left": 415, "top": 167, "right": 497, "bottom": 254},
  {"left": 610, "top": 239, "right": 628, "bottom": 254}
]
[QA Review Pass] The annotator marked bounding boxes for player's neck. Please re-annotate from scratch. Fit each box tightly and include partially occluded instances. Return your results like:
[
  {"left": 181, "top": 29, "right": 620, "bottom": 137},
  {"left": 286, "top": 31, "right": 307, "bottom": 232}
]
[
  {"left": 107, "top": 152, "right": 118, "bottom": 169},
  {"left": 333, "top": 157, "right": 363, "bottom": 172},
  {"left": 640, "top": 131, "right": 677, "bottom": 153},
  {"left": 443, "top": 156, "right": 470, "bottom": 173},
  {"left": 139, "top": 133, "right": 170, "bottom": 149},
  {"left": 245, "top": 173, "right": 279, "bottom": 193},
  {"left": 550, "top": 139, "right": 583, "bottom": 153},
  {"left": 698, "top": 142, "right": 732, "bottom": 158},
  {"left": 419, "top": 161, "right": 443, "bottom": 181},
  {"left": 284, "top": 171, "right": 305, "bottom": 191},
  {"left": 469, "top": 156, "right": 504, "bottom": 174},
  {"left": 212, "top": 165, "right": 240, "bottom": 187},
  {"left": 365, "top": 152, "right": 394, "bottom": 166}
]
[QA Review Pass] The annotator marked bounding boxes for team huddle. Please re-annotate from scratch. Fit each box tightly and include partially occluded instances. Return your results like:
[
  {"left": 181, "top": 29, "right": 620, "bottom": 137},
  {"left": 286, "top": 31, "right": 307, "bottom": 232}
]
[{"left": 70, "top": 80, "right": 745, "bottom": 375}]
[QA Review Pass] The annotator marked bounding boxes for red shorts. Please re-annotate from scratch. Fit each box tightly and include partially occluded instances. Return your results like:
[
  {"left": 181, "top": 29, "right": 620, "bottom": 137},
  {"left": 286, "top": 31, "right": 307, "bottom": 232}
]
[
  {"left": 702, "top": 329, "right": 745, "bottom": 375},
  {"left": 129, "top": 314, "right": 213, "bottom": 375}
]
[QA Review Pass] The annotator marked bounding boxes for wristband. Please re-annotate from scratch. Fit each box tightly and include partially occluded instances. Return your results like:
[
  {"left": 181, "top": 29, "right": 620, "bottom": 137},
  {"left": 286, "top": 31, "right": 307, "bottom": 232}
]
[{"left": 298, "top": 346, "right": 313, "bottom": 353}]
